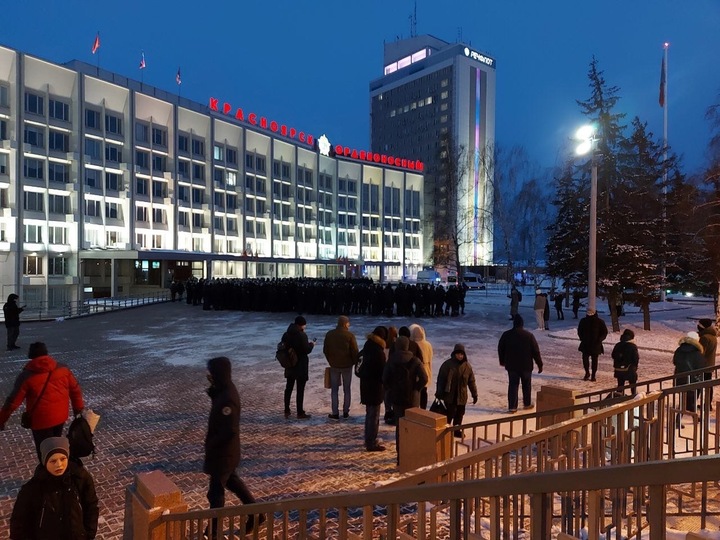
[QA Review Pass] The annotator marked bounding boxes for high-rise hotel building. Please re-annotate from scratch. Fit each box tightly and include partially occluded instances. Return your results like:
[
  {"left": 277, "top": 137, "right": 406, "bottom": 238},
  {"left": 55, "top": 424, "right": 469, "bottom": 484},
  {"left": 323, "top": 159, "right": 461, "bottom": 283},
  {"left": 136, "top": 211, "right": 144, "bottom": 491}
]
[
  {"left": 370, "top": 35, "right": 495, "bottom": 268},
  {"left": 0, "top": 45, "right": 424, "bottom": 308}
]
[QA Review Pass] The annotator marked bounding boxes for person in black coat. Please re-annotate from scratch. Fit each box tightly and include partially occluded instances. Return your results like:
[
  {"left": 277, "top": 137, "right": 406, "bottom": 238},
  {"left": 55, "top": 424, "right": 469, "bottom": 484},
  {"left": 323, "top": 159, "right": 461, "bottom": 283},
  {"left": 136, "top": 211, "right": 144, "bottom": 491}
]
[
  {"left": 204, "top": 356, "right": 261, "bottom": 538},
  {"left": 673, "top": 332, "right": 705, "bottom": 413},
  {"left": 498, "top": 315, "right": 543, "bottom": 413},
  {"left": 11, "top": 436, "right": 98, "bottom": 540},
  {"left": 611, "top": 329, "right": 640, "bottom": 394},
  {"left": 4, "top": 293, "right": 25, "bottom": 351},
  {"left": 577, "top": 309, "right": 608, "bottom": 381},
  {"left": 282, "top": 316, "right": 316, "bottom": 419},
  {"left": 358, "top": 326, "right": 388, "bottom": 451}
]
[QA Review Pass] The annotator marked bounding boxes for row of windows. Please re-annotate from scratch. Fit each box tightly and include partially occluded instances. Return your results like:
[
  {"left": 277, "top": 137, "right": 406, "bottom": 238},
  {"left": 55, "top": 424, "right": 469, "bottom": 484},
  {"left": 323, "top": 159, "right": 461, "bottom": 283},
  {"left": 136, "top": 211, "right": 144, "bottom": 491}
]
[
  {"left": 24, "top": 126, "right": 70, "bottom": 152},
  {"left": 23, "top": 255, "right": 69, "bottom": 276}
]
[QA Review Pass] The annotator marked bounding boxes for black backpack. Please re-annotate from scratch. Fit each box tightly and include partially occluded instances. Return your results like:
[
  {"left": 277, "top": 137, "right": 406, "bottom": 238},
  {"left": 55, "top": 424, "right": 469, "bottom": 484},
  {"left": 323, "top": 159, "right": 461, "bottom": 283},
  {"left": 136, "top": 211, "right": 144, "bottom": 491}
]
[
  {"left": 68, "top": 415, "right": 95, "bottom": 458},
  {"left": 276, "top": 338, "right": 298, "bottom": 369}
]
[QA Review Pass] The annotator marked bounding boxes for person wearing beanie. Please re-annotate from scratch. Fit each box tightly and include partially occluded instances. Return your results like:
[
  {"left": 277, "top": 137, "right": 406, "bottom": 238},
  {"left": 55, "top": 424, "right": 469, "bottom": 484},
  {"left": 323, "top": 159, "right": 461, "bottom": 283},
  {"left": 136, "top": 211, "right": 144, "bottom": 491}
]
[
  {"left": 11, "top": 436, "right": 98, "bottom": 539},
  {"left": 697, "top": 319, "right": 718, "bottom": 405},
  {"left": 281, "top": 315, "right": 315, "bottom": 419},
  {"left": 533, "top": 289, "right": 547, "bottom": 331},
  {"left": 323, "top": 315, "right": 359, "bottom": 420},
  {"left": 577, "top": 309, "right": 608, "bottom": 381},
  {"left": 498, "top": 314, "right": 543, "bottom": 413},
  {"left": 204, "top": 357, "right": 263, "bottom": 537},
  {"left": 358, "top": 326, "right": 388, "bottom": 451},
  {"left": 611, "top": 329, "right": 640, "bottom": 394},
  {"left": 435, "top": 343, "right": 479, "bottom": 437},
  {"left": 0, "top": 342, "right": 84, "bottom": 461},
  {"left": 673, "top": 331, "right": 706, "bottom": 413},
  {"left": 383, "top": 335, "right": 427, "bottom": 463}
]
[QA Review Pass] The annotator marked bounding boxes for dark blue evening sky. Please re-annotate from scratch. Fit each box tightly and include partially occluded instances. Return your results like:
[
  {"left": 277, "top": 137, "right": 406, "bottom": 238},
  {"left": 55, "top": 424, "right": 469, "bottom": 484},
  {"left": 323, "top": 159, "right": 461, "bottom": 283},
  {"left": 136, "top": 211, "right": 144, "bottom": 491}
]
[{"left": 3, "top": 0, "right": 718, "bottom": 174}]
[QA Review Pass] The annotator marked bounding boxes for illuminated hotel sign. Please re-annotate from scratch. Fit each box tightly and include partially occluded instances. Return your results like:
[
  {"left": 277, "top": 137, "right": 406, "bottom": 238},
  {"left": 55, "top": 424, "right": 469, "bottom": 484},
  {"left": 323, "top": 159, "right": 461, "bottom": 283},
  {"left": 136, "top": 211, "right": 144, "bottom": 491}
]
[
  {"left": 209, "top": 98, "right": 423, "bottom": 172},
  {"left": 209, "top": 97, "right": 314, "bottom": 147},
  {"left": 463, "top": 47, "right": 495, "bottom": 68}
]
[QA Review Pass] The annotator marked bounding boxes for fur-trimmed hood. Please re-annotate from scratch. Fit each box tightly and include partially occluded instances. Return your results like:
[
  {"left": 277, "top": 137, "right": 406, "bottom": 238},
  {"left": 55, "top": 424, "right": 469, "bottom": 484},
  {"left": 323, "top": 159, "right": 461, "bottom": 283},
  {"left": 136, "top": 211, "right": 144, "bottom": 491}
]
[
  {"left": 678, "top": 336, "right": 704, "bottom": 354},
  {"left": 365, "top": 333, "right": 386, "bottom": 349}
]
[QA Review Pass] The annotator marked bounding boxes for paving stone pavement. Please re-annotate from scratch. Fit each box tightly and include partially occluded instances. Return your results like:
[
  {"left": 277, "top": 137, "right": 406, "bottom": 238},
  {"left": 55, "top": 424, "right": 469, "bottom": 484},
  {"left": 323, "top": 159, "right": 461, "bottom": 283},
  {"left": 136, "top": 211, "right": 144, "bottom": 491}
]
[{"left": 0, "top": 302, "right": 416, "bottom": 539}]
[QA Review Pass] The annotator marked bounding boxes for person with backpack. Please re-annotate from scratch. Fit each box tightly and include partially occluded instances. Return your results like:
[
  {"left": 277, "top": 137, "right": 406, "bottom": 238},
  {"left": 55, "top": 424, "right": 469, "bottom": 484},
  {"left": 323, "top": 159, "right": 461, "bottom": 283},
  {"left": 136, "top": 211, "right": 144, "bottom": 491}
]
[
  {"left": 435, "top": 344, "right": 478, "bottom": 438},
  {"left": 611, "top": 329, "right": 640, "bottom": 395},
  {"left": 10, "top": 436, "right": 99, "bottom": 540},
  {"left": 382, "top": 336, "right": 427, "bottom": 464},
  {"left": 0, "top": 342, "right": 84, "bottom": 462},
  {"left": 282, "top": 316, "right": 316, "bottom": 419},
  {"left": 358, "top": 326, "right": 388, "bottom": 451}
]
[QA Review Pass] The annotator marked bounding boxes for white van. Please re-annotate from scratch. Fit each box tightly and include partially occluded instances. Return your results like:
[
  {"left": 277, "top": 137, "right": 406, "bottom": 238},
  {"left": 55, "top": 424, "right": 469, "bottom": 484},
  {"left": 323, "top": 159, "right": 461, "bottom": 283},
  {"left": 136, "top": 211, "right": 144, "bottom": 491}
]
[
  {"left": 416, "top": 270, "right": 442, "bottom": 285},
  {"left": 462, "top": 272, "right": 486, "bottom": 290}
]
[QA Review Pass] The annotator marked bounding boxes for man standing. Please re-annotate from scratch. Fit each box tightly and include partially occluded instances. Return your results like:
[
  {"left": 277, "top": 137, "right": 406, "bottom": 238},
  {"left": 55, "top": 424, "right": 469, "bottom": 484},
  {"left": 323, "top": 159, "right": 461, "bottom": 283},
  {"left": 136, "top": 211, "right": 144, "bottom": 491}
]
[
  {"left": 282, "top": 316, "right": 316, "bottom": 419},
  {"left": 577, "top": 308, "right": 608, "bottom": 381},
  {"left": 204, "top": 356, "right": 262, "bottom": 537},
  {"left": 0, "top": 342, "right": 84, "bottom": 461},
  {"left": 4, "top": 293, "right": 25, "bottom": 351},
  {"left": 697, "top": 318, "right": 717, "bottom": 404},
  {"left": 498, "top": 315, "right": 543, "bottom": 413},
  {"left": 323, "top": 315, "right": 359, "bottom": 419},
  {"left": 533, "top": 289, "right": 546, "bottom": 330},
  {"left": 508, "top": 285, "right": 522, "bottom": 321}
]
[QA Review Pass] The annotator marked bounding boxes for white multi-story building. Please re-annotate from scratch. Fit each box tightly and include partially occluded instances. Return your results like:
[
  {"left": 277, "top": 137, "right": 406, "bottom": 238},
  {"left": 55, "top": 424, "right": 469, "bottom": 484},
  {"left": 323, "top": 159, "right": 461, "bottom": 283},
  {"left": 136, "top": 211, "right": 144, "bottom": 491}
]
[
  {"left": 370, "top": 35, "right": 496, "bottom": 268},
  {"left": 0, "top": 45, "right": 424, "bottom": 308}
]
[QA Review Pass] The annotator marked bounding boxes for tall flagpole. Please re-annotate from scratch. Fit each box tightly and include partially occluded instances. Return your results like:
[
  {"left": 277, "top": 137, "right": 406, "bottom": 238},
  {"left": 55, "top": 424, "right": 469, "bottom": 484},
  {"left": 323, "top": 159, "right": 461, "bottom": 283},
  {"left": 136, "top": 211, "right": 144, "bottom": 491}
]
[{"left": 661, "top": 42, "right": 669, "bottom": 302}]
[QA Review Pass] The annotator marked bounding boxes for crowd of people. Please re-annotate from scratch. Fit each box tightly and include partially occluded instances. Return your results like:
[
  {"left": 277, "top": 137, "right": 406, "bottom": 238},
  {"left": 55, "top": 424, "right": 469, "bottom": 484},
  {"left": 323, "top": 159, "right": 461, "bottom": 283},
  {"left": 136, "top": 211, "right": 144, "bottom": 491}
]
[{"left": 177, "top": 277, "right": 470, "bottom": 317}]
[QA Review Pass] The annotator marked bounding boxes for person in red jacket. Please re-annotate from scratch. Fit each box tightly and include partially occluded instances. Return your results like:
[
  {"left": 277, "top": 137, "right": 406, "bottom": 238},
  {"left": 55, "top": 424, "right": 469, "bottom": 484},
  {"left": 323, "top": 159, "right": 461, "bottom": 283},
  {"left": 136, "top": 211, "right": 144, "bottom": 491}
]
[{"left": 0, "top": 342, "right": 84, "bottom": 461}]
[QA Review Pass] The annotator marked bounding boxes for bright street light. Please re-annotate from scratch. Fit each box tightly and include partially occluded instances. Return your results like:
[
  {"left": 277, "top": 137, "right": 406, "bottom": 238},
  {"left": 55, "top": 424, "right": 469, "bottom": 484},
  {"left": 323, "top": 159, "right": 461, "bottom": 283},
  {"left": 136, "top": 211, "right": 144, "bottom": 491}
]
[{"left": 575, "top": 125, "right": 598, "bottom": 314}]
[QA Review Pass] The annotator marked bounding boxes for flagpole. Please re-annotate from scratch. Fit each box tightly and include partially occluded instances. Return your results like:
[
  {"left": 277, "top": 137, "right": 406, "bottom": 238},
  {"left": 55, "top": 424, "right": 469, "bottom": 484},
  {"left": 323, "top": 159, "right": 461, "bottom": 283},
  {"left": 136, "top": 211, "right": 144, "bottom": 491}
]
[{"left": 661, "top": 42, "right": 669, "bottom": 302}]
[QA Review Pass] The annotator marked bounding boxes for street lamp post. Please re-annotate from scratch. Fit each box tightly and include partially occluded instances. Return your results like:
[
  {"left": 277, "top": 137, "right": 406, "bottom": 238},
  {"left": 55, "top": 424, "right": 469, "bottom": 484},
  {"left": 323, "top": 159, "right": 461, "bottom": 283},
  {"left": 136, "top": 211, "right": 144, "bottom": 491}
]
[{"left": 576, "top": 125, "right": 598, "bottom": 314}]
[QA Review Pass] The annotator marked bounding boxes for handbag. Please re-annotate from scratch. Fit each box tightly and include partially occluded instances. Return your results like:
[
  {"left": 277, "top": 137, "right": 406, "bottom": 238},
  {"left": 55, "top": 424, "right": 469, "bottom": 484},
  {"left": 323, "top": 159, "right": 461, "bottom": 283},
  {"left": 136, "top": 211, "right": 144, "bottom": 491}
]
[
  {"left": 20, "top": 369, "right": 55, "bottom": 429},
  {"left": 324, "top": 367, "right": 331, "bottom": 389},
  {"left": 429, "top": 398, "right": 448, "bottom": 416}
]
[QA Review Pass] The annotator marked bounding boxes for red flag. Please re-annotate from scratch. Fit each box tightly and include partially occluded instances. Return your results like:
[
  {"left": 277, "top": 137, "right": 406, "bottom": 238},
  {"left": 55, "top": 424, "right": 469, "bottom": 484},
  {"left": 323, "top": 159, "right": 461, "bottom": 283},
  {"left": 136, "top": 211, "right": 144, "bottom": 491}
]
[
  {"left": 139, "top": 52, "right": 146, "bottom": 70},
  {"left": 176, "top": 67, "right": 181, "bottom": 85},
  {"left": 91, "top": 33, "right": 100, "bottom": 54},
  {"left": 658, "top": 56, "right": 666, "bottom": 107}
]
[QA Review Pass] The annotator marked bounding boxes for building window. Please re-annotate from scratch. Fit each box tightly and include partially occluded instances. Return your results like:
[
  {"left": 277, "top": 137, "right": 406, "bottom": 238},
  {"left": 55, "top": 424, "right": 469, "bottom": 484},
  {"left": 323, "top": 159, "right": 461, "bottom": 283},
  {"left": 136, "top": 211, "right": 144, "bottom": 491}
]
[
  {"left": 152, "top": 154, "right": 166, "bottom": 172},
  {"left": 152, "top": 127, "right": 167, "bottom": 147},
  {"left": 85, "top": 168, "right": 101, "bottom": 188},
  {"left": 226, "top": 194, "right": 237, "bottom": 210},
  {"left": 227, "top": 217, "right": 237, "bottom": 232},
  {"left": 177, "top": 185, "right": 189, "bottom": 202},
  {"left": 24, "top": 125, "right": 45, "bottom": 148},
  {"left": 178, "top": 134, "right": 189, "bottom": 153},
  {"left": 48, "top": 161, "right": 70, "bottom": 184},
  {"left": 136, "top": 233, "right": 147, "bottom": 249},
  {"left": 192, "top": 213, "right": 202, "bottom": 227},
  {"left": 105, "top": 113, "right": 123, "bottom": 136},
  {"left": 24, "top": 224, "right": 43, "bottom": 243},
  {"left": 0, "top": 153, "right": 8, "bottom": 175},
  {"left": 106, "top": 231, "right": 119, "bottom": 246},
  {"left": 136, "top": 178, "right": 148, "bottom": 195},
  {"left": 136, "top": 205, "right": 148, "bottom": 222},
  {"left": 23, "top": 158, "right": 44, "bottom": 180},
  {"left": 256, "top": 156, "right": 266, "bottom": 174},
  {"left": 192, "top": 164, "right": 204, "bottom": 181},
  {"left": 105, "top": 144, "right": 122, "bottom": 163},
  {"left": 105, "top": 202, "right": 120, "bottom": 219},
  {"left": 152, "top": 208, "right": 165, "bottom": 224},
  {"left": 49, "top": 130, "right": 69, "bottom": 152},
  {"left": 192, "top": 188, "right": 203, "bottom": 204},
  {"left": 226, "top": 148, "right": 237, "bottom": 165},
  {"left": 49, "top": 226, "right": 67, "bottom": 244},
  {"left": 48, "top": 194, "right": 68, "bottom": 214},
  {"left": 152, "top": 234, "right": 162, "bottom": 248},
  {"left": 49, "top": 99, "right": 70, "bottom": 122},
  {"left": 178, "top": 160, "right": 189, "bottom": 178},
  {"left": 48, "top": 257, "right": 68, "bottom": 276},
  {"left": 85, "top": 138, "right": 102, "bottom": 160},
  {"left": 0, "top": 84, "right": 8, "bottom": 107},
  {"left": 191, "top": 138, "right": 205, "bottom": 157},
  {"left": 105, "top": 172, "right": 121, "bottom": 191},
  {"left": 178, "top": 211, "right": 189, "bottom": 227},
  {"left": 227, "top": 171, "right": 237, "bottom": 186},
  {"left": 0, "top": 120, "right": 6, "bottom": 140},
  {"left": 214, "top": 216, "right": 224, "bottom": 232},
  {"left": 84, "top": 199, "right": 101, "bottom": 217},
  {"left": 213, "top": 144, "right": 224, "bottom": 161},
  {"left": 24, "top": 92, "right": 44, "bottom": 115},
  {"left": 135, "top": 123, "right": 149, "bottom": 143},
  {"left": 23, "top": 255, "right": 43, "bottom": 275},
  {"left": 85, "top": 109, "right": 101, "bottom": 130},
  {"left": 214, "top": 167, "right": 224, "bottom": 186},
  {"left": 152, "top": 180, "right": 167, "bottom": 198}
]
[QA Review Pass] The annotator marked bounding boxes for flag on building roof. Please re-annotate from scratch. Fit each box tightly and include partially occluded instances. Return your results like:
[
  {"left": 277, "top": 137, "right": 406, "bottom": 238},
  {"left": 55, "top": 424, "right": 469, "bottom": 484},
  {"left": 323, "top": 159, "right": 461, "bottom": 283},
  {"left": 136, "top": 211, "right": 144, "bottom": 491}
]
[
  {"left": 658, "top": 56, "right": 666, "bottom": 107},
  {"left": 139, "top": 52, "right": 146, "bottom": 70},
  {"left": 91, "top": 33, "right": 100, "bottom": 54},
  {"left": 176, "top": 67, "right": 181, "bottom": 85}
]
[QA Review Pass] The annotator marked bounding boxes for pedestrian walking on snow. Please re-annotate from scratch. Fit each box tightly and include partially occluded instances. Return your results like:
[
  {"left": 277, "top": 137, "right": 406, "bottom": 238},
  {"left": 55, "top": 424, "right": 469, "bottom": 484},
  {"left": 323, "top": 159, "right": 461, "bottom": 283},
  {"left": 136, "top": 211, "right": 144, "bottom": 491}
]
[{"left": 498, "top": 315, "right": 543, "bottom": 413}]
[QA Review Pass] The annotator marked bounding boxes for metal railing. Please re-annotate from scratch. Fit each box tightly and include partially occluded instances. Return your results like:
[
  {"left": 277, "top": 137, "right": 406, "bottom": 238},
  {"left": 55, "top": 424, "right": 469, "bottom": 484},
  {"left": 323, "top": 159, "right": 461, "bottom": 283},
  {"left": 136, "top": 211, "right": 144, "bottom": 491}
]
[
  {"left": 148, "top": 393, "right": 720, "bottom": 539},
  {"left": 3, "top": 291, "right": 170, "bottom": 322}
]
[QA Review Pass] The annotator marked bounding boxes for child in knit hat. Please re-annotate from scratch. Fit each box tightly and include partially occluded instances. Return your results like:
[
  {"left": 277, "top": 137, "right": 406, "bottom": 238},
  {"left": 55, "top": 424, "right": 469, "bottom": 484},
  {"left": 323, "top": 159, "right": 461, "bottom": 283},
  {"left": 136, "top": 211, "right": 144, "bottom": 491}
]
[{"left": 10, "top": 436, "right": 99, "bottom": 539}]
